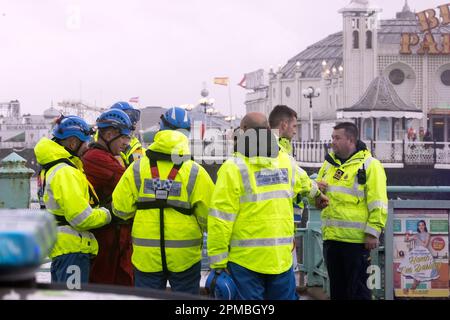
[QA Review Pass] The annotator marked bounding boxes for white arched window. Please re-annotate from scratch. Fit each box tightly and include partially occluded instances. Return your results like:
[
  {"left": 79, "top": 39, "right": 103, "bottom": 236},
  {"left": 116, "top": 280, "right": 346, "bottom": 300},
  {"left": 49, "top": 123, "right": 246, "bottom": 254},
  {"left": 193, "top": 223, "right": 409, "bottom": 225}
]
[
  {"left": 378, "top": 118, "right": 390, "bottom": 141},
  {"left": 363, "top": 118, "right": 373, "bottom": 140}
]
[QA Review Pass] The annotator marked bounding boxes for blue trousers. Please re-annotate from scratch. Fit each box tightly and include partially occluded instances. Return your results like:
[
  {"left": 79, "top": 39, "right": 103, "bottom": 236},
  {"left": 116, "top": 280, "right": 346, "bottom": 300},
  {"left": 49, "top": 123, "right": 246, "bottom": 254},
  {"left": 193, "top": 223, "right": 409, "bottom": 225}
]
[
  {"left": 51, "top": 253, "right": 90, "bottom": 285},
  {"left": 228, "top": 262, "right": 298, "bottom": 300},
  {"left": 134, "top": 262, "right": 201, "bottom": 295}
]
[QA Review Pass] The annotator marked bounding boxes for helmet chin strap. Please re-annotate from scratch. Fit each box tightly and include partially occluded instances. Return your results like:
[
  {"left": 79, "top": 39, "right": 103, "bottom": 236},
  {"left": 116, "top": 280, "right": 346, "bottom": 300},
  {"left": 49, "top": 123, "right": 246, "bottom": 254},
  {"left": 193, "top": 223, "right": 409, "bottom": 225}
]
[
  {"left": 99, "top": 132, "right": 122, "bottom": 154},
  {"left": 64, "top": 141, "right": 83, "bottom": 158}
]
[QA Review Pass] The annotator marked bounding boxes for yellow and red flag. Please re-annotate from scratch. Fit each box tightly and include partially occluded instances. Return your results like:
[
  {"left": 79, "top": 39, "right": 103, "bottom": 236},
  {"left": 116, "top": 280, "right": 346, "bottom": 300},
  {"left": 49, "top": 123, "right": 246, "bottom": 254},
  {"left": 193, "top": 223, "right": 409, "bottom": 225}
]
[{"left": 213, "top": 77, "right": 229, "bottom": 86}]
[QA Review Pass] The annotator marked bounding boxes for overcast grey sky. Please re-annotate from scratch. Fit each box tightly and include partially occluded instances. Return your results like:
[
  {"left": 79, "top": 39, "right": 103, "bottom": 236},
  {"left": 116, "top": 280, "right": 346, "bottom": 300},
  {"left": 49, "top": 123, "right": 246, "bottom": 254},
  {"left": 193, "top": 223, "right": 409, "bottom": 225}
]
[{"left": 0, "top": 0, "right": 444, "bottom": 117}]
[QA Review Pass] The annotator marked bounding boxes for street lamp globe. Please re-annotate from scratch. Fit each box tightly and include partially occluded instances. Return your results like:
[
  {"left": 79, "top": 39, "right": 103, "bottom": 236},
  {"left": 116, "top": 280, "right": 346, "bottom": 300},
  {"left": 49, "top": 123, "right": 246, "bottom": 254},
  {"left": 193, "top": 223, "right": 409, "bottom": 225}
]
[
  {"left": 302, "top": 86, "right": 321, "bottom": 141},
  {"left": 201, "top": 89, "right": 209, "bottom": 98}
]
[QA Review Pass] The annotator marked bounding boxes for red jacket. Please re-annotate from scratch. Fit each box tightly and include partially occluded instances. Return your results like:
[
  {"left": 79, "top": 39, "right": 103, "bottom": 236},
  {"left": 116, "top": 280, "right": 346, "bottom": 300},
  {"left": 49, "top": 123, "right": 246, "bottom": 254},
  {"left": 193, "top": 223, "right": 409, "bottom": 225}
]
[
  {"left": 82, "top": 144, "right": 133, "bottom": 286},
  {"left": 83, "top": 145, "right": 125, "bottom": 204}
]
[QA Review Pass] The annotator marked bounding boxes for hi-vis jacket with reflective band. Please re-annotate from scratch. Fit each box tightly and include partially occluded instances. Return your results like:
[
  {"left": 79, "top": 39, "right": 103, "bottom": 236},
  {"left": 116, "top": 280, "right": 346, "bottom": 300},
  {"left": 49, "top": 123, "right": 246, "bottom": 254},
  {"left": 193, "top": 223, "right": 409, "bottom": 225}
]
[
  {"left": 208, "top": 150, "right": 321, "bottom": 274},
  {"left": 120, "top": 136, "right": 145, "bottom": 168},
  {"left": 112, "top": 130, "right": 214, "bottom": 273},
  {"left": 34, "top": 138, "right": 112, "bottom": 259},
  {"left": 317, "top": 149, "right": 388, "bottom": 243}
]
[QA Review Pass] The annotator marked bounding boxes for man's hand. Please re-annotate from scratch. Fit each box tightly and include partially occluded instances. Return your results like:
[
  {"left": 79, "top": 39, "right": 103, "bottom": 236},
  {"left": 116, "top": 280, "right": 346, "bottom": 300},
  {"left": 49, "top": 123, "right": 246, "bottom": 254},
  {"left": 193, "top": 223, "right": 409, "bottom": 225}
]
[
  {"left": 317, "top": 180, "right": 328, "bottom": 193},
  {"left": 365, "top": 234, "right": 379, "bottom": 250},
  {"left": 314, "top": 193, "right": 329, "bottom": 210}
]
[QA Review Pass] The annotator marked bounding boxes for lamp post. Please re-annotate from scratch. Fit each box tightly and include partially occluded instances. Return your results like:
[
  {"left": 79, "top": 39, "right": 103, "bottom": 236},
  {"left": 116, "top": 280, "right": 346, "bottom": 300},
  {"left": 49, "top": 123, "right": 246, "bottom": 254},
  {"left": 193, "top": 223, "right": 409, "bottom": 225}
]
[
  {"left": 302, "top": 86, "right": 321, "bottom": 141},
  {"left": 199, "top": 89, "right": 215, "bottom": 139},
  {"left": 206, "top": 107, "right": 215, "bottom": 128}
]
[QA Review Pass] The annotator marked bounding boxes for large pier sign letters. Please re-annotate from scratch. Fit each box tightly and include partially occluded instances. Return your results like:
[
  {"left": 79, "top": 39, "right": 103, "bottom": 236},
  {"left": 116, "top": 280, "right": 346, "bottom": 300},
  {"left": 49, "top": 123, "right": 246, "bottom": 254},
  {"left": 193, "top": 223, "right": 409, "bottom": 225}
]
[{"left": 401, "top": 3, "right": 450, "bottom": 55}]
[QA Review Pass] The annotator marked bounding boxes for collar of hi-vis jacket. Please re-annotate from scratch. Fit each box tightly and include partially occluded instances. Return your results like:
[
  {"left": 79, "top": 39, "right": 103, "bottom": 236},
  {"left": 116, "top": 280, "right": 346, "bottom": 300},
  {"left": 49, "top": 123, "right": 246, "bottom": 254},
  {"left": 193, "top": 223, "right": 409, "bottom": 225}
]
[
  {"left": 123, "top": 136, "right": 142, "bottom": 154},
  {"left": 278, "top": 138, "right": 292, "bottom": 155},
  {"left": 35, "top": 137, "right": 84, "bottom": 171}
]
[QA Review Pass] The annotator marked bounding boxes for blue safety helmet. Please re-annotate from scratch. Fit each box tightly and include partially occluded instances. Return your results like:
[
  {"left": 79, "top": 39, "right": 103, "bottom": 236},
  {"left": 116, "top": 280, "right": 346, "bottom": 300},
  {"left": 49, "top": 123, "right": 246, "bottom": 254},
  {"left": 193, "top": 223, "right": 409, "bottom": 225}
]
[
  {"left": 110, "top": 101, "right": 141, "bottom": 125},
  {"left": 96, "top": 109, "right": 133, "bottom": 137},
  {"left": 52, "top": 115, "right": 93, "bottom": 142},
  {"left": 205, "top": 270, "right": 239, "bottom": 300},
  {"left": 160, "top": 107, "right": 191, "bottom": 131}
]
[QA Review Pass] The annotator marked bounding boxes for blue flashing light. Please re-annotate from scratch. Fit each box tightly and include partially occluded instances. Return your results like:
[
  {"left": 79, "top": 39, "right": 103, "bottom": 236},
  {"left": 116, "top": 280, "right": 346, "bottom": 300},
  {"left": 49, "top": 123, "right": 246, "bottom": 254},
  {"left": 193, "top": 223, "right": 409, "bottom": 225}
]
[{"left": 0, "top": 210, "right": 57, "bottom": 267}]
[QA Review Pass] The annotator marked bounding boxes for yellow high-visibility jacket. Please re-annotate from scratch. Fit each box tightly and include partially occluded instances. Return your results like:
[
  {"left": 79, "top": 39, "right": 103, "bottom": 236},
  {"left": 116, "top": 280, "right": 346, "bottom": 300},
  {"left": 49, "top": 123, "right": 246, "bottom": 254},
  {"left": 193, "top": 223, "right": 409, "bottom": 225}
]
[
  {"left": 316, "top": 149, "right": 388, "bottom": 243},
  {"left": 120, "top": 136, "right": 146, "bottom": 168},
  {"left": 278, "top": 137, "right": 293, "bottom": 156},
  {"left": 277, "top": 138, "right": 304, "bottom": 211},
  {"left": 112, "top": 130, "right": 214, "bottom": 273},
  {"left": 208, "top": 150, "right": 321, "bottom": 274},
  {"left": 34, "top": 138, "right": 111, "bottom": 259}
]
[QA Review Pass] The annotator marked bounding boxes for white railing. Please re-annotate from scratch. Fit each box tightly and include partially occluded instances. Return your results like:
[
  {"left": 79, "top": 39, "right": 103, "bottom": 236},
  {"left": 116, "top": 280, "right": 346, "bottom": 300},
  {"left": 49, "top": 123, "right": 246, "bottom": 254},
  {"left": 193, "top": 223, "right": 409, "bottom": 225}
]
[
  {"left": 3, "top": 138, "right": 450, "bottom": 167},
  {"left": 0, "top": 141, "right": 37, "bottom": 150},
  {"left": 293, "top": 141, "right": 330, "bottom": 164},
  {"left": 293, "top": 140, "right": 450, "bottom": 166}
]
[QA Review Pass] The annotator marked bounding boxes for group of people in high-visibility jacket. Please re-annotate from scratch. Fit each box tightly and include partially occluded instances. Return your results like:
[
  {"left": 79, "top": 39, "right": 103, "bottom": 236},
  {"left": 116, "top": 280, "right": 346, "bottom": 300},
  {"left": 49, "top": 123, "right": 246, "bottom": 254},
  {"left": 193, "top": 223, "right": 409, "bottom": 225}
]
[{"left": 34, "top": 102, "right": 387, "bottom": 300}]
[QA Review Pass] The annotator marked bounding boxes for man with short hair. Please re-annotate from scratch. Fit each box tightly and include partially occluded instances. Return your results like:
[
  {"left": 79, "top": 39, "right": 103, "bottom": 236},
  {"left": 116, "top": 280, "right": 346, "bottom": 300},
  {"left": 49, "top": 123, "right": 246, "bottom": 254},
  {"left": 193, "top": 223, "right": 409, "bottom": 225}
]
[
  {"left": 208, "top": 112, "right": 329, "bottom": 300},
  {"left": 110, "top": 101, "right": 145, "bottom": 167},
  {"left": 317, "top": 122, "right": 388, "bottom": 300},
  {"left": 269, "top": 105, "right": 307, "bottom": 265},
  {"left": 82, "top": 109, "right": 135, "bottom": 286},
  {"left": 269, "top": 105, "right": 298, "bottom": 155}
]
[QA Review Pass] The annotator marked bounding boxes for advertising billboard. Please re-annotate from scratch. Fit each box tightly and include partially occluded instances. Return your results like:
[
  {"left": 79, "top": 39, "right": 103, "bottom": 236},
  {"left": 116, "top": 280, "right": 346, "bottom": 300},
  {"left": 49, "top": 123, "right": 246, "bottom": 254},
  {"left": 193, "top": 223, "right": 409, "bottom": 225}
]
[{"left": 393, "top": 208, "right": 449, "bottom": 298}]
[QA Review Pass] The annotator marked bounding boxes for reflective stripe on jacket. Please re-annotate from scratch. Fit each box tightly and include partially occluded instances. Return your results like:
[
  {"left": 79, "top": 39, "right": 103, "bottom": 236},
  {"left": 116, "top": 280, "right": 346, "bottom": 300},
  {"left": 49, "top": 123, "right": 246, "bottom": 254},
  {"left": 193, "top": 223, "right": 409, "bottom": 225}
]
[
  {"left": 208, "top": 150, "right": 320, "bottom": 274},
  {"left": 34, "top": 138, "right": 111, "bottom": 258},
  {"left": 317, "top": 149, "right": 388, "bottom": 243},
  {"left": 112, "top": 130, "right": 214, "bottom": 273}
]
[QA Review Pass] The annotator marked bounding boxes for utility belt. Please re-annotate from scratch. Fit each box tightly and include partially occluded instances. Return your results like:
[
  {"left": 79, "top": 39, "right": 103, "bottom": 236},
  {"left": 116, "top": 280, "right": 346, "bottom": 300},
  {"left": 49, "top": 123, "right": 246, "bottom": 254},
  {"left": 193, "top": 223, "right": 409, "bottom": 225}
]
[{"left": 136, "top": 200, "right": 193, "bottom": 216}]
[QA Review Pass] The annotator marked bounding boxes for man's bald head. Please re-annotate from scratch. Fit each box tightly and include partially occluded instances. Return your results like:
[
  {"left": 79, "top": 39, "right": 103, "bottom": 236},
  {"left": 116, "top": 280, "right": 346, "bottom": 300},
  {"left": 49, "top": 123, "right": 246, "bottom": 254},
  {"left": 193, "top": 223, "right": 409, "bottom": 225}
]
[{"left": 240, "top": 113, "right": 269, "bottom": 132}]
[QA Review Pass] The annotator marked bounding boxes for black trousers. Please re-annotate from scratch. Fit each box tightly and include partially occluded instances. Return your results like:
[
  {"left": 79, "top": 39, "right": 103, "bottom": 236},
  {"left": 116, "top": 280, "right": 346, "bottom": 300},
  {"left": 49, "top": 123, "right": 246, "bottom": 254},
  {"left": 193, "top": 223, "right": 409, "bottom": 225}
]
[{"left": 323, "top": 240, "right": 372, "bottom": 300}]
